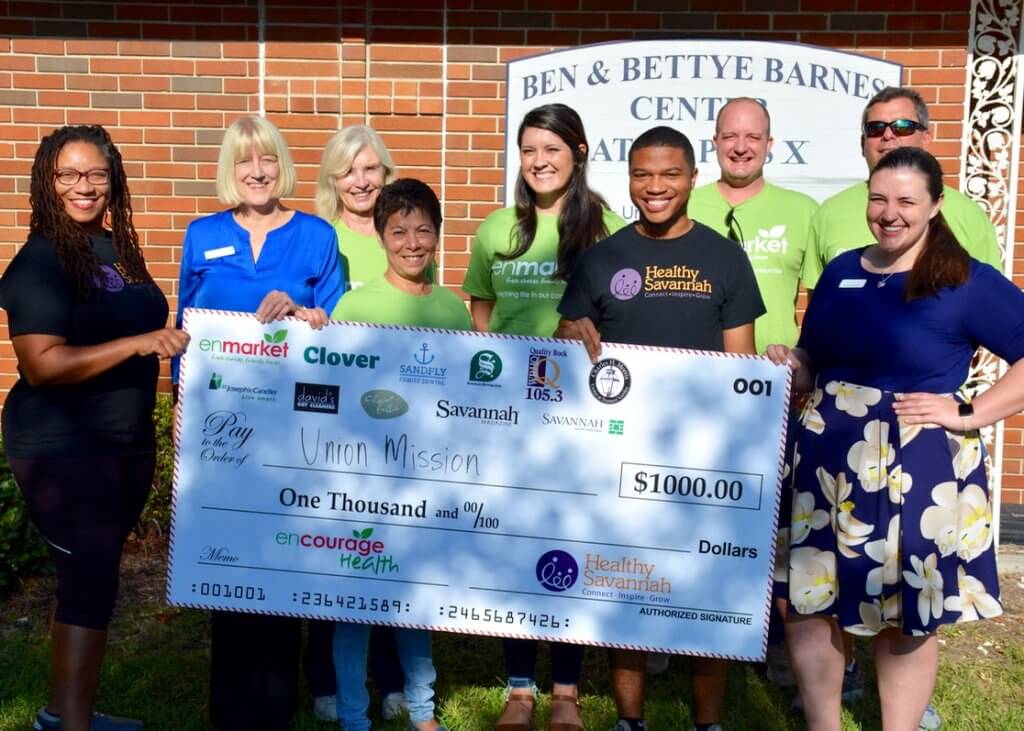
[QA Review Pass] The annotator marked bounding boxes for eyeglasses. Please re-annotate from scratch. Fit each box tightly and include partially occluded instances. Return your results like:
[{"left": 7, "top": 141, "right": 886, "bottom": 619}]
[
  {"left": 54, "top": 168, "right": 110, "bottom": 186},
  {"left": 725, "top": 208, "right": 745, "bottom": 244},
  {"left": 863, "top": 119, "right": 927, "bottom": 138}
]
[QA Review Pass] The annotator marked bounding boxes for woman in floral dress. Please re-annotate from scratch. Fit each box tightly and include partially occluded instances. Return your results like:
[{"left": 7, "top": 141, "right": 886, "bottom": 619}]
[{"left": 767, "top": 146, "right": 1024, "bottom": 731}]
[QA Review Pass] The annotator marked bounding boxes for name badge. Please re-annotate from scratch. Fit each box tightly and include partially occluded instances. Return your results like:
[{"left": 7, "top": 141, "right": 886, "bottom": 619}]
[
  {"left": 204, "top": 246, "right": 236, "bottom": 260},
  {"left": 838, "top": 278, "right": 867, "bottom": 288}
]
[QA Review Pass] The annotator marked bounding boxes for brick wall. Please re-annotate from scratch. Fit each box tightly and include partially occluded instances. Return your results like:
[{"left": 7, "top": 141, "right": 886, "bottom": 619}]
[{"left": 2, "top": 0, "right": 1022, "bottom": 502}]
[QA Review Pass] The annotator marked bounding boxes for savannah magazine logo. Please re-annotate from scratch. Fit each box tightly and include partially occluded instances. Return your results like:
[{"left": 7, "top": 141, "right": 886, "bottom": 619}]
[
  {"left": 293, "top": 382, "right": 340, "bottom": 415},
  {"left": 198, "top": 328, "right": 290, "bottom": 365}
]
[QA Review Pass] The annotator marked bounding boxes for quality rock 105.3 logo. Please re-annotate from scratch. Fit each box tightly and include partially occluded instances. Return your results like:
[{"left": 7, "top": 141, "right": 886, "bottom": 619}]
[
  {"left": 526, "top": 347, "right": 566, "bottom": 403},
  {"left": 293, "top": 382, "right": 339, "bottom": 415},
  {"left": 198, "top": 328, "right": 290, "bottom": 367},
  {"left": 535, "top": 549, "right": 579, "bottom": 592},
  {"left": 399, "top": 343, "right": 447, "bottom": 386},
  {"left": 207, "top": 372, "right": 278, "bottom": 403},
  {"left": 468, "top": 350, "right": 502, "bottom": 387},
  {"left": 589, "top": 359, "right": 631, "bottom": 404}
]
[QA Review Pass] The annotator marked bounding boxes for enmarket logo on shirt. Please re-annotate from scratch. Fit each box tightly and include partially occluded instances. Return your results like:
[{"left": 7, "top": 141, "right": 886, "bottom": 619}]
[{"left": 740, "top": 224, "right": 790, "bottom": 258}]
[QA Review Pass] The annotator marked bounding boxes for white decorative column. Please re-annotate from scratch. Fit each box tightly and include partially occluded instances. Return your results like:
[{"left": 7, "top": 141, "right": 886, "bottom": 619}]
[{"left": 961, "top": 0, "right": 1024, "bottom": 541}]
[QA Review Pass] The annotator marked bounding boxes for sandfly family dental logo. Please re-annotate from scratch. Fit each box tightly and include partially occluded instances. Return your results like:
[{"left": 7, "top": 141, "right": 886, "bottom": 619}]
[
  {"left": 535, "top": 549, "right": 579, "bottom": 592},
  {"left": 198, "top": 328, "right": 290, "bottom": 366},
  {"left": 207, "top": 372, "right": 278, "bottom": 403},
  {"left": 293, "top": 382, "right": 340, "bottom": 415},
  {"left": 399, "top": 342, "right": 447, "bottom": 385},
  {"left": 468, "top": 350, "right": 503, "bottom": 387}
]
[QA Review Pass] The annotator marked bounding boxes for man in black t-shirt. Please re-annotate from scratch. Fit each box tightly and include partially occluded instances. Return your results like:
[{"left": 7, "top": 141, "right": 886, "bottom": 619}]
[{"left": 556, "top": 126, "right": 764, "bottom": 731}]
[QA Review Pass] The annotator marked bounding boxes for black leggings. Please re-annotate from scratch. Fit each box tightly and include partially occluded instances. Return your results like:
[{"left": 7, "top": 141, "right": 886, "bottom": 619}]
[{"left": 10, "top": 452, "right": 154, "bottom": 630}]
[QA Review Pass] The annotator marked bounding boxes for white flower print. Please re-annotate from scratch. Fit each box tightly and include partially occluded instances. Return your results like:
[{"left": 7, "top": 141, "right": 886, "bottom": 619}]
[
  {"left": 802, "top": 388, "right": 825, "bottom": 434},
  {"left": 958, "top": 484, "right": 993, "bottom": 561},
  {"left": 825, "top": 380, "right": 882, "bottom": 417},
  {"left": 789, "top": 547, "right": 837, "bottom": 614},
  {"left": 864, "top": 515, "right": 900, "bottom": 596},
  {"left": 920, "top": 482, "right": 959, "bottom": 557},
  {"left": 817, "top": 467, "right": 874, "bottom": 558},
  {"left": 903, "top": 553, "right": 944, "bottom": 627},
  {"left": 847, "top": 419, "right": 895, "bottom": 493},
  {"left": 899, "top": 420, "right": 923, "bottom": 447},
  {"left": 790, "top": 490, "right": 829, "bottom": 546},
  {"left": 949, "top": 432, "right": 983, "bottom": 480},
  {"left": 943, "top": 566, "right": 1001, "bottom": 622},
  {"left": 848, "top": 595, "right": 901, "bottom": 636},
  {"left": 885, "top": 465, "right": 912, "bottom": 505}
]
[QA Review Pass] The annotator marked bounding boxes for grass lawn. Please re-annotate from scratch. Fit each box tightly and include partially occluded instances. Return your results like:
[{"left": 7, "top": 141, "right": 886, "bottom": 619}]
[{"left": 2, "top": 540, "right": 1023, "bottom": 731}]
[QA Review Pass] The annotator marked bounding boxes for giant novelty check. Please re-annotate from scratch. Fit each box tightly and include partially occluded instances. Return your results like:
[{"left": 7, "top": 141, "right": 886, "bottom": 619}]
[{"left": 168, "top": 309, "right": 790, "bottom": 660}]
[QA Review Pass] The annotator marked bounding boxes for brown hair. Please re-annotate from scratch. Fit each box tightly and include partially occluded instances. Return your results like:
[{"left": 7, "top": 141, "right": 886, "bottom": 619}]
[{"left": 869, "top": 146, "right": 969, "bottom": 300}]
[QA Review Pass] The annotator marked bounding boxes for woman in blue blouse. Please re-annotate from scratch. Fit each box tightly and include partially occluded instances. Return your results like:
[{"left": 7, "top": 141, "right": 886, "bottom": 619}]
[
  {"left": 768, "top": 147, "right": 1024, "bottom": 730},
  {"left": 175, "top": 114, "right": 343, "bottom": 730}
]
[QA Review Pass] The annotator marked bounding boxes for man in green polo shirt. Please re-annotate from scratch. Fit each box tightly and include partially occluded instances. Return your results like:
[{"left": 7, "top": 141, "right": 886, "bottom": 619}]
[
  {"left": 806, "top": 86, "right": 1002, "bottom": 289},
  {"left": 689, "top": 97, "right": 817, "bottom": 354}
]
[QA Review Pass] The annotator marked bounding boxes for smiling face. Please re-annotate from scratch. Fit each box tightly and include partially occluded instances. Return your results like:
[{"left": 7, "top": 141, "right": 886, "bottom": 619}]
[
  {"left": 867, "top": 166, "right": 941, "bottom": 264},
  {"left": 335, "top": 145, "right": 386, "bottom": 217},
  {"left": 233, "top": 147, "right": 280, "bottom": 210},
  {"left": 714, "top": 99, "right": 773, "bottom": 188},
  {"left": 518, "top": 126, "right": 580, "bottom": 212},
  {"left": 54, "top": 141, "right": 111, "bottom": 234},
  {"left": 381, "top": 207, "right": 438, "bottom": 288},
  {"left": 862, "top": 97, "right": 931, "bottom": 172},
  {"left": 628, "top": 145, "right": 698, "bottom": 238}
]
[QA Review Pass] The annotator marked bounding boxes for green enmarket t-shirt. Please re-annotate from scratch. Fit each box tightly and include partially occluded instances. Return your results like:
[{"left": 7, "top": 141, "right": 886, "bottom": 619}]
[
  {"left": 689, "top": 181, "right": 818, "bottom": 352},
  {"left": 332, "top": 275, "right": 471, "bottom": 330},
  {"left": 462, "top": 207, "right": 627, "bottom": 336},
  {"left": 805, "top": 181, "right": 1003, "bottom": 287},
  {"left": 331, "top": 219, "right": 434, "bottom": 292}
]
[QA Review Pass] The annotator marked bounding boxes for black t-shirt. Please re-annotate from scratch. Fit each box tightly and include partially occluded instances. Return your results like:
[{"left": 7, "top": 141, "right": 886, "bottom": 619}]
[
  {"left": 0, "top": 232, "right": 169, "bottom": 457},
  {"left": 558, "top": 221, "right": 765, "bottom": 351}
]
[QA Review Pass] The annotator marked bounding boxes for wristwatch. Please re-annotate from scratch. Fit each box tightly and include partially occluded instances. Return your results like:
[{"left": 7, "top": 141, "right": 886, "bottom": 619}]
[{"left": 958, "top": 402, "right": 974, "bottom": 418}]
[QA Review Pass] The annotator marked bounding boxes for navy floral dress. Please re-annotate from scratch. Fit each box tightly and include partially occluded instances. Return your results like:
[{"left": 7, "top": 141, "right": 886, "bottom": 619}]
[{"left": 781, "top": 250, "right": 1024, "bottom": 636}]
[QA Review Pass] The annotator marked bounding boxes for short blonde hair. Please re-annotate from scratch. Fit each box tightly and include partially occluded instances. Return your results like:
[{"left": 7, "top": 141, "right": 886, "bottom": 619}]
[
  {"left": 315, "top": 125, "right": 397, "bottom": 220},
  {"left": 216, "top": 115, "right": 296, "bottom": 206}
]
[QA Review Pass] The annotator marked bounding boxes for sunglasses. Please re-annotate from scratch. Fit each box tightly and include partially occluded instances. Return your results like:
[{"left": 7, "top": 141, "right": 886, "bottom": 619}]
[
  {"left": 725, "top": 208, "right": 744, "bottom": 244},
  {"left": 863, "top": 119, "right": 927, "bottom": 138}
]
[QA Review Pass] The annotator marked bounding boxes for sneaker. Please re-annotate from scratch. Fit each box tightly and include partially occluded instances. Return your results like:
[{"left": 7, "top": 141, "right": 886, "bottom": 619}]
[
  {"left": 792, "top": 661, "right": 864, "bottom": 710},
  {"left": 608, "top": 722, "right": 632, "bottom": 731},
  {"left": 919, "top": 703, "right": 942, "bottom": 730},
  {"left": 312, "top": 694, "right": 338, "bottom": 722},
  {"left": 646, "top": 651, "right": 670, "bottom": 674},
  {"left": 382, "top": 691, "right": 409, "bottom": 721},
  {"left": 764, "top": 644, "right": 796, "bottom": 687},
  {"left": 34, "top": 707, "right": 144, "bottom": 730}
]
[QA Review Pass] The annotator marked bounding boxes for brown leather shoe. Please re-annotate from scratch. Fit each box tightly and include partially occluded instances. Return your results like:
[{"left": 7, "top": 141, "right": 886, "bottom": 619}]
[
  {"left": 546, "top": 692, "right": 584, "bottom": 731},
  {"left": 495, "top": 688, "right": 536, "bottom": 731}
]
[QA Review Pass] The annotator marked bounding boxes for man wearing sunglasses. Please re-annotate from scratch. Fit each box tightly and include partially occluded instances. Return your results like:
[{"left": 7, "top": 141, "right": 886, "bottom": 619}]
[
  {"left": 805, "top": 85, "right": 1001, "bottom": 290},
  {"left": 689, "top": 97, "right": 818, "bottom": 356}
]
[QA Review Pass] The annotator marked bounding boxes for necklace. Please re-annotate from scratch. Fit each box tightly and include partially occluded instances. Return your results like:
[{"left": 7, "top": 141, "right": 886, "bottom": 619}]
[{"left": 876, "top": 271, "right": 897, "bottom": 288}]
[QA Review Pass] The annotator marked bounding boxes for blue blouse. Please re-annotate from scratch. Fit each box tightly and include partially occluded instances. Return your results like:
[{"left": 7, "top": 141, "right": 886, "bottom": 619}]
[
  {"left": 173, "top": 209, "right": 344, "bottom": 382},
  {"left": 800, "top": 248, "right": 1024, "bottom": 393}
]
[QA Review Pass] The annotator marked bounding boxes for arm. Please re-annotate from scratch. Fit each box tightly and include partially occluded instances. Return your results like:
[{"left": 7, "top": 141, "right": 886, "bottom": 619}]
[
  {"left": 722, "top": 323, "right": 756, "bottom": 355},
  {"left": 469, "top": 296, "right": 494, "bottom": 332},
  {"left": 13, "top": 329, "right": 190, "bottom": 387},
  {"left": 893, "top": 358, "right": 1024, "bottom": 432},
  {"left": 553, "top": 317, "right": 602, "bottom": 363}
]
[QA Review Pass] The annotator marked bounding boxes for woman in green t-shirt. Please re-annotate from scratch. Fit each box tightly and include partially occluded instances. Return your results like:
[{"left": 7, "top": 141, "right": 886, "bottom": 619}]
[
  {"left": 331, "top": 179, "right": 465, "bottom": 731},
  {"left": 316, "top": 125, "right": 398, "bottom": 292},
  {"left": 464, "top": 104, "right": 625, "bottom": 731}
]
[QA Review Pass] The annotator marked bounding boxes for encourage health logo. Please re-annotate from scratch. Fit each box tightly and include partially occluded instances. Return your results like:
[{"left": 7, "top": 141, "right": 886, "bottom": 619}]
[{"left": 535, "top": 550, "right": 579, "bottom": 592}]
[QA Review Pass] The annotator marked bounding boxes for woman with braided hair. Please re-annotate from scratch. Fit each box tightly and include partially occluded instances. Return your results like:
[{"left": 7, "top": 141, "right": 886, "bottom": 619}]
[{"left": 0, "top": 125, "right": 189, "bottom": 731}]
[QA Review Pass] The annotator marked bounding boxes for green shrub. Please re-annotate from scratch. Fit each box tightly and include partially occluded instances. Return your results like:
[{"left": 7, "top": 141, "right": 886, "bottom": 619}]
[
  {"left": 0, "top": 440, "right": 50, "bottom": 593},
  {"left": 139, "top": 393, "right": 176, "bottom": 538}
]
